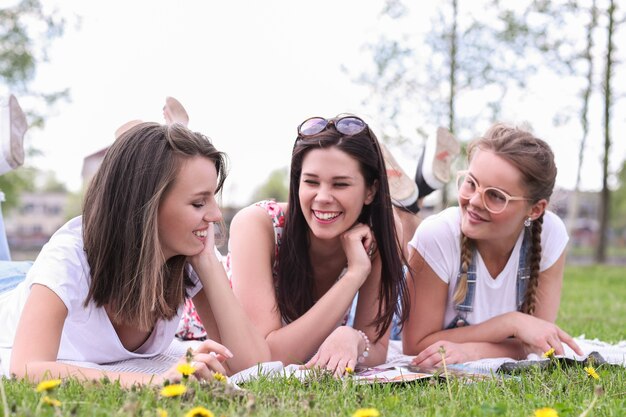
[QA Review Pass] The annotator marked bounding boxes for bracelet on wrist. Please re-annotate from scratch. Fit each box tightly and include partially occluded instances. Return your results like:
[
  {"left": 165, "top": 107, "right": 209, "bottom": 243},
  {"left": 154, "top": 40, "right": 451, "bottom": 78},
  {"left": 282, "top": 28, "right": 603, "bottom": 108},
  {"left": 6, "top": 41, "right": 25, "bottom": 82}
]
[{"left": 356, "top": 329, "right": 370, "bottom": 364}]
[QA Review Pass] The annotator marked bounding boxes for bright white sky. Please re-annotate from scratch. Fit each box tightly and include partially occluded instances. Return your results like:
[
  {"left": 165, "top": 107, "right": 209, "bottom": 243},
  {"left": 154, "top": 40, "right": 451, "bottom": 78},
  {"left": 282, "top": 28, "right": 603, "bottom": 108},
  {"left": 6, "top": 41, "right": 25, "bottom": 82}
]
[{"left": 12, "top": 0, "right": 626, "bottom": 206}]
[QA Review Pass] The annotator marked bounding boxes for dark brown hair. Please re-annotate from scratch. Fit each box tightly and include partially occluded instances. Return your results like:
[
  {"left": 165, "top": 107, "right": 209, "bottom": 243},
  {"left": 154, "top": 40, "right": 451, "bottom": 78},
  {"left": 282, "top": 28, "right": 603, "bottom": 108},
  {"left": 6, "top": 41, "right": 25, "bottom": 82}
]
[
  {"left": 82, "top": 122, "right": 227, "bottom": 331},
  {"left": 454, "top": 123, "right": 556, "bottom": 315},
  {"left": 277, "top": 118, "right": 410, "bottom": 341}
]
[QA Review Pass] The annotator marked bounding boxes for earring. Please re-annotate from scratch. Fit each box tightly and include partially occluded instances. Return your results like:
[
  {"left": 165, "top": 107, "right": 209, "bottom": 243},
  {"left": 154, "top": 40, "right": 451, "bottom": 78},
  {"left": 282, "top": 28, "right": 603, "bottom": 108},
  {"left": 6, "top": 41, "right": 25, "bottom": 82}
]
[{"left": 524, "top": 217, "right": 532, "bottom": 227}]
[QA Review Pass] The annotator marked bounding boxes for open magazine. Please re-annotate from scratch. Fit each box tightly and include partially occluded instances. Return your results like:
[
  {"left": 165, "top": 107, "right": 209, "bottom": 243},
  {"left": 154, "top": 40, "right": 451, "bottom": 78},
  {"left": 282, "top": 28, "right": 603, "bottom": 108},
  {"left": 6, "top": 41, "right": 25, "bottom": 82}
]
[
  {"left": 228, "top": 361, "right": 435, "bottom": 385},
  {"left": 30, "top": 337, "right": 621, "bottom": 387},
  {"left": 351, "top": 366, "right": 434, "bottom": 384},
  {"left": 228, "top": 347, "right": 616, "bottom": 386},
  {"left": 228, "top": 360, "right": 501, "bottom": 386}
]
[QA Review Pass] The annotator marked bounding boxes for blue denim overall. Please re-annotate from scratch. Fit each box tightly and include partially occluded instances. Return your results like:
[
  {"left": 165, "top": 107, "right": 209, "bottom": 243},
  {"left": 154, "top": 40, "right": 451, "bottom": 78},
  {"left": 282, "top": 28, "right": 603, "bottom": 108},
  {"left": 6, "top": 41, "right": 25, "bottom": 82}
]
[{"left": 445, "top": 229, "right": 531, "bottom": 329}]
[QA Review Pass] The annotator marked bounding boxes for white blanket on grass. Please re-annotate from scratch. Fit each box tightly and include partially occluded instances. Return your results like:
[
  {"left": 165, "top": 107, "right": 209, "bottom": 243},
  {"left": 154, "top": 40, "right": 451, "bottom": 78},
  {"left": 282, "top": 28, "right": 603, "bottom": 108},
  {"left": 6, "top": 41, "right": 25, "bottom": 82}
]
[{"left": 4, "top": 336, "right": 619, "bottom": 383}]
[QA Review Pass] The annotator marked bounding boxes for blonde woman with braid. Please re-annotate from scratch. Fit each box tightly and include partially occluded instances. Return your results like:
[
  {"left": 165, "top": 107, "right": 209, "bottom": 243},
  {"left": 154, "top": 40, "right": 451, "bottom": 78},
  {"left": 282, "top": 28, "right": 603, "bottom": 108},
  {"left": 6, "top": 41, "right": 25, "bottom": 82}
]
[{"left": 403, "top": 123, "right": 583, "bottom": 368}]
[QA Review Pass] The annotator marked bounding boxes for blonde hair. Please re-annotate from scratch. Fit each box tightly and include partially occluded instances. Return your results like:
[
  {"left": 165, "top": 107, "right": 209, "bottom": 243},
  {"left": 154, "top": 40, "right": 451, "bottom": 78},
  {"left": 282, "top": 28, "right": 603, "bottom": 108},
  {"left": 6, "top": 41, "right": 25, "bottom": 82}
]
[{"left": 453, "top": 123, "right": 556, "bottom": 315}]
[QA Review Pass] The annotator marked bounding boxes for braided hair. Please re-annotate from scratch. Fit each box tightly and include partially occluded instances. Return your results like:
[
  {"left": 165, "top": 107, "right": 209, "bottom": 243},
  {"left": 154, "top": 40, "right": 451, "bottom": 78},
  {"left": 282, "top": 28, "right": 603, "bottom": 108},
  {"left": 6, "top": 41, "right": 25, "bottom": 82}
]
[{"left": 453, "top": 123, "right": 556, "bottom": 315}]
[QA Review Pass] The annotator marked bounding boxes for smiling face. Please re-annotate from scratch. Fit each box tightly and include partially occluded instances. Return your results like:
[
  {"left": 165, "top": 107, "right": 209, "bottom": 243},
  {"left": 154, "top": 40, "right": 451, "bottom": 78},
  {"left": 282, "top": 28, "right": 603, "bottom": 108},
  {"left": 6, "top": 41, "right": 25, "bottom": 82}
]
[
  {"left": 158, "top": 156, "right": 222, "bottom": 259},
  {"left": 298, "top": 147, "right": 376, "bottom": 241},
  {"left": 459, "top": 149, "right": 537, "bottom": 245}
]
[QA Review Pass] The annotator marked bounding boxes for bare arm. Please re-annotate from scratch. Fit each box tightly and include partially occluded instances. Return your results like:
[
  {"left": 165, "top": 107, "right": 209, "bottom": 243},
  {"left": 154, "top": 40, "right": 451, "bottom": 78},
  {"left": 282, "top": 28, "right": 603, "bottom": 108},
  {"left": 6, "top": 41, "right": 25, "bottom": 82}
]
[
  {"left": 401, "top": 250, "right": 520, "bottom": 354},
  {"left": 512, "top": 251, "right": 581, "bottom": 355},
  {"left": 10, "top": 285, "right": 165, "bottom": 387},
  {"left": 403, "top": 249, "right": 581, "bottom": 366},
  {"left": 351, "top": 254, "right": 390, "bottom": 366},
  {"left": 532, "top": 251, "right": 565, "bottom": 323},
  {"left": 189, "top": 223, "right": 271, "bottom": 375},
  {"left": 230, "top": 206, "right": 374, "bottom": 366}
]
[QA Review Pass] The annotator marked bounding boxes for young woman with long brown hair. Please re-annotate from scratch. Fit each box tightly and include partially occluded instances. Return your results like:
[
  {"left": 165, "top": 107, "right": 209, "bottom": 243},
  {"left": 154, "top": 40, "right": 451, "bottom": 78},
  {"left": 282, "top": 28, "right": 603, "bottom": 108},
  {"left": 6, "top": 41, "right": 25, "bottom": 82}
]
[{"left": 0, "top": 123, "right": 269, "bottom": 385}]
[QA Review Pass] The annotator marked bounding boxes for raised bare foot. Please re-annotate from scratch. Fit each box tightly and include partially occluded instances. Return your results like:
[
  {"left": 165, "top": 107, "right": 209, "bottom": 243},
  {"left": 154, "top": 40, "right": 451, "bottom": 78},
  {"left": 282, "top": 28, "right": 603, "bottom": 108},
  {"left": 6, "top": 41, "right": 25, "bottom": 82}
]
[{"left": 163, "top": 96, "right": 189, "bottom": 126}]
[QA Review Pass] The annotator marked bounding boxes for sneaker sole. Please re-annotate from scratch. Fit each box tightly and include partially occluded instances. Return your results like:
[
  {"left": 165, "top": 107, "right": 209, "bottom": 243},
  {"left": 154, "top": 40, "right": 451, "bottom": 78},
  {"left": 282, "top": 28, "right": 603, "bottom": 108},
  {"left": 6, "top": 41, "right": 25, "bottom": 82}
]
[{"left": 380, "top": 143, "right": 419, "bottom": 206}]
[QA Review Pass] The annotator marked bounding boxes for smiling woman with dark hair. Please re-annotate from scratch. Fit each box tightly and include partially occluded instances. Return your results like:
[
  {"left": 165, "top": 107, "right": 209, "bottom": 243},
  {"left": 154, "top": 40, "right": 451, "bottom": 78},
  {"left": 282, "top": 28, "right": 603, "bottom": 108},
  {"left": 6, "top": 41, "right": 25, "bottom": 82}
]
[{"left": 179, "top": 114, "right": 410, "bottom": 375}]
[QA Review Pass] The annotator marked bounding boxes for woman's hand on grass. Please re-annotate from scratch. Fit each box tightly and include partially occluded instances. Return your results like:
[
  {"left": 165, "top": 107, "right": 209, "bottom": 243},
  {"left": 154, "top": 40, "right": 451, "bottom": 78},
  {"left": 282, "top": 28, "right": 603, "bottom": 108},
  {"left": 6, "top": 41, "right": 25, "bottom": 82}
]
[
  {"left": 510, "top": 312, "right": 584, "bottom": 356},
  {"left": 410, "top": 340, "right": 474, "bottom": 370}
]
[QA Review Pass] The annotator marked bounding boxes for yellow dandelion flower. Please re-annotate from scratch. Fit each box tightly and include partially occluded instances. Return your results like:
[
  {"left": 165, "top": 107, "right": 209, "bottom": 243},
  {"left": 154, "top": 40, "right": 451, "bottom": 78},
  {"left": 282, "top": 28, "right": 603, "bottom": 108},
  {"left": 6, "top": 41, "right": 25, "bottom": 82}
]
[
  {"left": 160, "top": 384, "right": 187, "bottom": 397},
  {"left": 213, "top": 372, "right": 227, "bottom": 383},
  {"left": 177, "top": 363, "right": 196, "bottom": 377},
  {"left": 352, "top": 408, "right": 380, "bottom": 417},
  {"left": 584, "top": 366, "right": 600, "bottom": 380},
  {"left": 542, "top": 348, "right": 555, "bottom": 359},
  {"left": 184, "top": 406, "right": 215, "bottom": 417},
  {"left": 345, "top": 367, "right": 354, "bottom": 375},
  {"left": 157, "top": 407, "right": 168, "bottom": 417},
  {"left": 42, "top": 396, "right": 62, "bottom": 407},
  {"left": 35, "top": 379, "right": 62, "bottom": 392},
  {"left": 534, "top": 407, "right": 558, "bottom": 417}
]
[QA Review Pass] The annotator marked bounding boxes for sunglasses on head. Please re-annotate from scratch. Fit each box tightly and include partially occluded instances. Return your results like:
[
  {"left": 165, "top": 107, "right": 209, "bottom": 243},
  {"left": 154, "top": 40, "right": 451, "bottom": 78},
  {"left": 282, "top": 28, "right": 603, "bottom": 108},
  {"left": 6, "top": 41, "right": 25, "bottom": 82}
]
[{"left": 297, "top": 115, "right": 368, "bottom": 137}]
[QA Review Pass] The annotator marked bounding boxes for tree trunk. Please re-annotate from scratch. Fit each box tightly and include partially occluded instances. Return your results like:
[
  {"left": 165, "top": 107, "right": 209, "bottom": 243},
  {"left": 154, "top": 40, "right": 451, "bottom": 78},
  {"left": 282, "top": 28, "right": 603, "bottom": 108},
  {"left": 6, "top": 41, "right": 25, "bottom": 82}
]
[
  {"left": 442, "top": 0, "right": 458, "bottom": 209},
  {"left": 566, "top": 0, "right": 597, "bottom": 240},
  {"left": 596, "top": 0, "right": 615, "bottom": 263}
]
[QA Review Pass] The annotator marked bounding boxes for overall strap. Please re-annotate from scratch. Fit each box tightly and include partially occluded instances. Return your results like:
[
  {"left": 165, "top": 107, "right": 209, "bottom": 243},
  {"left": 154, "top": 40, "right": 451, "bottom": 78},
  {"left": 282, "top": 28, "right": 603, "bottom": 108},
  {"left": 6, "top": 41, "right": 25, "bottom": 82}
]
[
  {"left": 447, "top": 228, "right": 529, "bottom": 329},
  {"left": 445, "top": 249, "right": 477, "bottom": 329},
  {"left": 456, "top": 250, "right": 478, "bottom": 312},
  {"left": 516, "top": 228, "right": 532, "bottom": 311}
]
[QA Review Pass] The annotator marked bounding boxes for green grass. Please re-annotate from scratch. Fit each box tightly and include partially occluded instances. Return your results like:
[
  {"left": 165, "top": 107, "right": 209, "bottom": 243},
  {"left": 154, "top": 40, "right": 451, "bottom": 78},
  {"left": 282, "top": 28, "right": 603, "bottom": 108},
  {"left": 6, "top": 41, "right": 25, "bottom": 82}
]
[
  {"left": 567, "top": 245, "right": 626, "bottom": 259},
  {"left": 2, "top": 265, "right": 625, "bottom": 417},
  {"left": 559, "top": 265, "right": 626, "bottom": 343}
]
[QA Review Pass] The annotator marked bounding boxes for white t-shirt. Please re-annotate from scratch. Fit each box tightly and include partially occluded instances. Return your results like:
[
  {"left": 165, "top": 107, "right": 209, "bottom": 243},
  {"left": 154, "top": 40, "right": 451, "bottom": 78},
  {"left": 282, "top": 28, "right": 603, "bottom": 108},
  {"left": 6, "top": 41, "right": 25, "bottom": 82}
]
[
  {"left": 408, "top": 208, "right": 568, "bottom": 328},
  {"left": 0, "top": 216, "right": 203, "bottom": 376}
]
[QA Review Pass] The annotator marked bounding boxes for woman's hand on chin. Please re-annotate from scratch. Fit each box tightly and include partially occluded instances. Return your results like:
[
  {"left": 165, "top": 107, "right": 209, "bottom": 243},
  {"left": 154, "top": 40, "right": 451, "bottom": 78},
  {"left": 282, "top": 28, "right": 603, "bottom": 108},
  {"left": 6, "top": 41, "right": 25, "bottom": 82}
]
[
  {"left": 340, "top": 223, "right": 375, "bottom": 283},
  {"left": 189, "top": 223, "right": 221, "bottom": 271}
]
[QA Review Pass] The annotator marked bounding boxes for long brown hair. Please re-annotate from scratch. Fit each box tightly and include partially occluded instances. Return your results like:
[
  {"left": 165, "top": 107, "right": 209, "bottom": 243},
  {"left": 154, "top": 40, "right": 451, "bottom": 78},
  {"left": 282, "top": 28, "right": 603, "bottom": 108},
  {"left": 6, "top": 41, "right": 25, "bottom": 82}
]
[
  {"left": 277, "top": 118, "right": 410, "bottom": 341},
  {"left": 82, "top": 122, "right": 227, "bottom": 331},
  {"left": 454, "top": 123, "right": 556, "bottom": 315}
]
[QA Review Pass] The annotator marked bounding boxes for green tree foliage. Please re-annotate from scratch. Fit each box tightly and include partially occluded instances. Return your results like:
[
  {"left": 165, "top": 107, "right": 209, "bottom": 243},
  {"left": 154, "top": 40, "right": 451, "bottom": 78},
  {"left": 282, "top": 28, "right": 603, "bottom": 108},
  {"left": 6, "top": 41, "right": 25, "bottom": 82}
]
[
  {"left": 250, "top": 168, "right": 289, "bottom": 204},
  {"left": 540, "top": 1, "right": 599, "bottom": 239},
  {"left": 0, "top": 0, "right": 68, "bottom": 209},
  {"left": 353, "top": 0, "right": 540, "bottom": 207},
  {"left": 1, "top": 0, "right": 68, "bottom": 126},
  {"left": 355, "top": 1, "right": 624, "bottom": 260},
  {"left": 512, "top": 0, "right": 624, "bottom": 262},
  {"left": 492, "top": 0, "right": 623, "bottom": 261},
  {"left": 356, "top": 0, "right": 541, "bottom": 143},
  {"left": 0, "top": 166, "right": 35, "bottom": 209}
]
